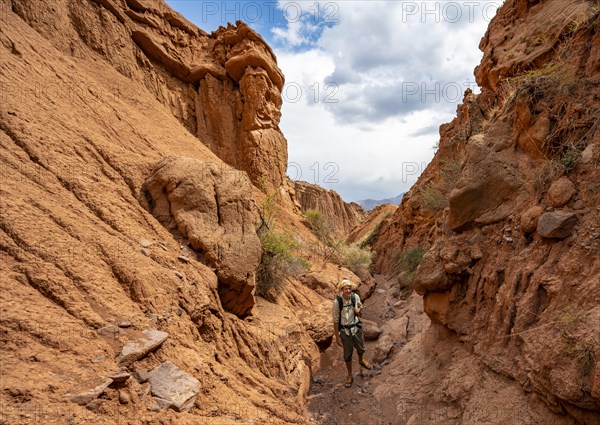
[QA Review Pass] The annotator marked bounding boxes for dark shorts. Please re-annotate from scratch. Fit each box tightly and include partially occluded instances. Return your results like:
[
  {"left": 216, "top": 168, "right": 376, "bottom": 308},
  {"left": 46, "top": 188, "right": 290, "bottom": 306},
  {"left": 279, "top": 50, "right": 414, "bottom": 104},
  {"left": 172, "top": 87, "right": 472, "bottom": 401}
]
[{"left": 340, "top": 328, "right": 366, "bottom": 362}]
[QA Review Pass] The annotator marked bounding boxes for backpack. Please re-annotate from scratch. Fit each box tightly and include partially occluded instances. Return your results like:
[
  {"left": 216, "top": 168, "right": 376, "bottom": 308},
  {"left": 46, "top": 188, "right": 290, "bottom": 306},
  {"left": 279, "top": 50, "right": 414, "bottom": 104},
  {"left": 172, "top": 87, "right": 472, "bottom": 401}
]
[{"left": 336, "top": 293, "right": 361, "bottom": 329}]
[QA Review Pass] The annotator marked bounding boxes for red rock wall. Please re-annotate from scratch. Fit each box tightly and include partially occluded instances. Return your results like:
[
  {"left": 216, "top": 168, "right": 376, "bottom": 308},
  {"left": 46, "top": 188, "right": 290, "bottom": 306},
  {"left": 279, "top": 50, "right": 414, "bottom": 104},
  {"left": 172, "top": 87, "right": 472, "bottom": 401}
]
[
  {"left": 8, "top": 0, "right": 287, "bottom": 191},
  {"left": 293, "top": 180, "right": 366, "bottom": 236},
  {"left": 373, "top": 0, "right": 600, "bottom": 421},
  {"left": 0, "top": 1, "right": 316, "bottom": 423}
]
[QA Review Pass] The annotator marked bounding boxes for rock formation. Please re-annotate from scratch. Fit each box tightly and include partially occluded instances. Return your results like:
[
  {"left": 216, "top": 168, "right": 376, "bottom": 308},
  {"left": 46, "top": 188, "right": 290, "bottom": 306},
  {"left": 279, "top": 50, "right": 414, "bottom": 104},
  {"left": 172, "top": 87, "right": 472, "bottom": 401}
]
[
  {"left": 346, "top": 203, "right": 397, "bottom": 246},
  {"left": 142, "top": 157, "right": 261, "bottom": 316},
  {"left": 373, "top": 0, "right": 600, "bottom": 422},
  {"left": 0, "top": 1, "right": 317, "bottom": 423},
  {"left": 293, "top": 180, "right": 366, "bottom": 236},
  {"left": 6, "top": 0, "right": 287, "bottom": 191}
]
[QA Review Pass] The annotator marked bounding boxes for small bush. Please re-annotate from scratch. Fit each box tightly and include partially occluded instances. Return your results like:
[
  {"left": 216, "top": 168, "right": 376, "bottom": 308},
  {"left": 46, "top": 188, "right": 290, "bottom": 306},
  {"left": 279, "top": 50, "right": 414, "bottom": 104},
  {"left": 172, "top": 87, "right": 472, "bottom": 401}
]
[
  {"left": 392, "top": 246, "right": 425, "bottom": 278},
  {"left": 401, "top": 246, "right": 425, "bottom": 276},
  {"left": 560, "top": 145, "right": 580, "bottom": 173},
  {"left": 420, "top": 184, "right": 448, "bottom": 212},
  {"left": 567, "top": 339, "right": 597, "bottom": 371},
  {"left": 439, "top": 160, "right": 462, "bottom": 192},
  {"left": 337, "top": 244, "right": 373, "bottom": 274},
  {"left": 418, "top": 160, "right": 461, "bottom": 214},
  {"left": 304, "top": 209, "right": 374, "bottom": 272},
  {"left": 390, "top": 246, "right": 425, "bottom": 296},
  {"left": 303, "top": 209, "right": 334, "bottom": 243},
  {"left": 256, "top": 228, "right": 308, "bottom": 301}
]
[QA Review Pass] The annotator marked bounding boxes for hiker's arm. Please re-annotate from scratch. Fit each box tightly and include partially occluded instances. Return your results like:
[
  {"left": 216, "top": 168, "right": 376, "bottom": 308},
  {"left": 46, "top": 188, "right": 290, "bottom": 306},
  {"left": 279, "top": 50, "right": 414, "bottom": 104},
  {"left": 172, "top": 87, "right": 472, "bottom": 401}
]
[
  {"left": 333, "top": 323, "right": 342, "bottom": 346},
  {"left": 332, "top": 301, "right": 342, "bottom": 346},
  {"left": 354, "top": 295, "right": 363, "bottom": 316}
]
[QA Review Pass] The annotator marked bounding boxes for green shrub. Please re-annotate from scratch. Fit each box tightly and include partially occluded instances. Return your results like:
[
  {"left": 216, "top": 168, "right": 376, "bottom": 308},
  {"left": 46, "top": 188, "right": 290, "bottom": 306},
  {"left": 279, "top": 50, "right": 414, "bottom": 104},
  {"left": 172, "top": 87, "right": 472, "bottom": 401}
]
[
  {"left": 560, "top": 145, "right": 580, "bottom": 173},
  {"left": 303, "top": 209, "right": 334, "bottom": 243},
  {"left": 337, "top": 244, "right": 373, "bottom": 274},
  {"left": 417, "top": 160, "right": 461, "bottom": 214},
  {"left": 420, "top": 184, "right": 448, "bottom": 212},
  {"left": 401, "top": 246, "right": 425, "bottom": 276},
  {"left": 256, "top": 228, "right": 308, "bottom": 301},
  {"left": 304, "top": 209, "right": 373, "bottom": 273},
  {"left": 392, "top": 246, "right": 425, "bottom": 278}
]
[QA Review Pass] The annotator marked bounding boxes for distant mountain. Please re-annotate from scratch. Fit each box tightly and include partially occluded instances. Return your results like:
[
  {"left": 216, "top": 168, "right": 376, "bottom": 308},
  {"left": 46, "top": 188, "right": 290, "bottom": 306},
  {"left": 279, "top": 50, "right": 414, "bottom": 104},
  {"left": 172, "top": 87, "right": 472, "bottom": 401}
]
[{"left": 356, "top": 193, "right": 404, "bottom": 211}]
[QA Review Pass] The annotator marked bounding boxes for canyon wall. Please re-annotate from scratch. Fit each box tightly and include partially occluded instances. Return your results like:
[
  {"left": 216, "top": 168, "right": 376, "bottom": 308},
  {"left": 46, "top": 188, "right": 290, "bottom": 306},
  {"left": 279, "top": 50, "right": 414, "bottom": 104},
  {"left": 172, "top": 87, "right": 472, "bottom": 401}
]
[
  {"left": 0, "top": 0, "right": 325, "bottom": 423},
  {"left": 6, "top": 0, "right": 288, "bottom": 191},
  {"left": 293, "top": 180, "right": 366, "bottom": 236},
  {"left": 373, "top": 0, "right": 600, "bottom": 422}
]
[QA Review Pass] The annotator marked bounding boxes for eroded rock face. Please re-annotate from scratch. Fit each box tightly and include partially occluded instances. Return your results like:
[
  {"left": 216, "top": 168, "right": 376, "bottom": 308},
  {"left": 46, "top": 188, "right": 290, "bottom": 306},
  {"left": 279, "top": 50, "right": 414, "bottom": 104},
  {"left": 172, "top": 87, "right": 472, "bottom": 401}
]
[
  {"left": 198, "top": 25, "right": 288, "bottom": 190},
  {"left": 142, "top": 157, "right": 261, "bottom": 316},
  {"left": 26, "top": 0, "right": 288, "bottom": 190},
  {"left": 293, "top": 181, "right": 366, "bottom": 236},
  {"left": 0, "top": 1, "right": 323, "bottom": 423},
  {"left": 372, "top": 0, "right": 600, "bottom": 420}
]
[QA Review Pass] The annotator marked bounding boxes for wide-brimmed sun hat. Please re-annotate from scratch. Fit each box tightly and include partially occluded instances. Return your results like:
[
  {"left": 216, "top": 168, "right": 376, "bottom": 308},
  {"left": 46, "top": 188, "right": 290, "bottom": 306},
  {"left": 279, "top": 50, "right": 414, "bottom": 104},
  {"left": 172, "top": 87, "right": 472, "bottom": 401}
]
[{"left": 337, "top": 279, "right": 356, "bottom": 292}]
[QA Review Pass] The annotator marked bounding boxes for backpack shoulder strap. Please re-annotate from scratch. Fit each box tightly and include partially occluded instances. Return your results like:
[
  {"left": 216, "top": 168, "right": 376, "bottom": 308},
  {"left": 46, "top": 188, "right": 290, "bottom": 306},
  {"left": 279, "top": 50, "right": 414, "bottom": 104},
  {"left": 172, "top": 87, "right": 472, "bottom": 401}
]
[{"left": 336, "top": 295, "right": 343, "bottom": 324}]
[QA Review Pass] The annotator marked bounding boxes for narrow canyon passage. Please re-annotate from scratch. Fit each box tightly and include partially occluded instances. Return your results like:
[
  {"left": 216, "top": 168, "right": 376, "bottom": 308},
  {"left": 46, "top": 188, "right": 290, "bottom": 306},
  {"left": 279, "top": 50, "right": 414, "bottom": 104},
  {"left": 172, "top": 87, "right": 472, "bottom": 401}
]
[{"left": 307, "top": 275, "right": 420, "bottom": 425}]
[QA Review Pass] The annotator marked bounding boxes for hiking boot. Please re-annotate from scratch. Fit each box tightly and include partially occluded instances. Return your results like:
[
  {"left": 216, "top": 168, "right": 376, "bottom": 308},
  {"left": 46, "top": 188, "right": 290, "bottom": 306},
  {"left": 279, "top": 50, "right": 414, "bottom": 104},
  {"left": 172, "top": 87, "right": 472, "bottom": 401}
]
[
  {"left": 359, "top": 359, "right": 372, "bottom": 370},
  {"left": 344, "top": 375, "right": 353, "bottom": 388}
]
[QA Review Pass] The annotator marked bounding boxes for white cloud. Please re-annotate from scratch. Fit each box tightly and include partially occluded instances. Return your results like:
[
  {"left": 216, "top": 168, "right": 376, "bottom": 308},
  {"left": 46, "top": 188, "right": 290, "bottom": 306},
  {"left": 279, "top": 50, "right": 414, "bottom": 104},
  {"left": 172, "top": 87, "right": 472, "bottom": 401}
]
[
  {"left": 271, "top": 20, "right": 308, "bottom": 46},
  {"left": 273, "top": 1, "right": 500, "bottom": 201}
]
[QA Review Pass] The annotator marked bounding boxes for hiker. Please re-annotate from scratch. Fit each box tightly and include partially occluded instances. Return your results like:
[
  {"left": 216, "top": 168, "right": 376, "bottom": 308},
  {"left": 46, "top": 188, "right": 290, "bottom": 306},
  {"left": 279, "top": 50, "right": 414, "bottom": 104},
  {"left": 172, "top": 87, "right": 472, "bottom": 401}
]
[{"left": 332, "top": 279, "right": 371, "bottom": 388}]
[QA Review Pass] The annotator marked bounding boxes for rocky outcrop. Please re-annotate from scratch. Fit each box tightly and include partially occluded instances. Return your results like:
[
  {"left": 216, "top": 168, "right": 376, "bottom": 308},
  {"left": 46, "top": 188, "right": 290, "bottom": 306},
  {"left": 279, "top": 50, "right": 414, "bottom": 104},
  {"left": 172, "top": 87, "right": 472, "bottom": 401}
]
[
  {"left": 9, "top": 0, "right": 287, "bottom": 191},
  {"left": 346, "top": 203, "right": 397, "bottom": 245},
  {"left": 142, "top": 157, "right": 261, "bottom": 316},
  {"left": 198, "top": 24, "right": 288, "bottom": 191},
  {"left": 0, "top": 1, "right": 317, "bottom": 423},
  {"left": 116, "top": 328, "right": 169, "bottom": 366},
  {"left": 373, "top": 0, "right": 600, "bottom": 422},
  {"left": 293, "top": 180, "right": 366, "bottom": 236}
]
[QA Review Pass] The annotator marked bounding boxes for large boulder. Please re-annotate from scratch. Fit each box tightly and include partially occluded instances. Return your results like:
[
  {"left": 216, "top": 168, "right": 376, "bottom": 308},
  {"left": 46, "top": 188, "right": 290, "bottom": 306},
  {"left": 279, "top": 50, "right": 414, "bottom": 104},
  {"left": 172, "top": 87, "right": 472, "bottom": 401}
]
[
  {"left": 143, "top": 157, "right": 261, "bottom": 316},
  {"left": 300, "top": 301, "right": 334, "bottom": 351},
  {"left": 361, "top": 318, "right": 382, "bottom": 341},
  {"left": 449, "top": 145, "right": 521, "bottom": 230},
  {"left": 413, "top": 252, "right": 449, "bottom": 295}
]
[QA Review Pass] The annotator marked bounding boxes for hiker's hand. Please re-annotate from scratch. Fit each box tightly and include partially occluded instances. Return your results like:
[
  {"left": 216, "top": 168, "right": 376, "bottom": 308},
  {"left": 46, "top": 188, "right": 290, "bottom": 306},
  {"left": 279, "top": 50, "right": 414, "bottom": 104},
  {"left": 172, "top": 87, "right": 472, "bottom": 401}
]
[
  {"left": 335, "top": 337, "right": 342, "bottom": 347},
  {"left": 354, "top": 306, "right": 361, "bottom": 315}
]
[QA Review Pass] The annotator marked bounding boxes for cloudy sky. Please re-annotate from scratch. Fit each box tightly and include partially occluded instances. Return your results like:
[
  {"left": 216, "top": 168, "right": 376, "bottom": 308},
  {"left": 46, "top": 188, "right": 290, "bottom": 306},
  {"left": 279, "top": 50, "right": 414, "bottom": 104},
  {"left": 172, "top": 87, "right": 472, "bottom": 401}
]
[{"left": 165, "top": 1, "right": 501, "bottom": 202}]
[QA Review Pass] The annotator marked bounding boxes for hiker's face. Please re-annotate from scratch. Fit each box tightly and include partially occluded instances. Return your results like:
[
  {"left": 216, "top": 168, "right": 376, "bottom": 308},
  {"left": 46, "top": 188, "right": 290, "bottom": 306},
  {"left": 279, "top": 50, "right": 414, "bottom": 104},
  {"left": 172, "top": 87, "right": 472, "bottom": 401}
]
[{"left": 342, "top": 286, "right": 352, "bottom": 298}]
